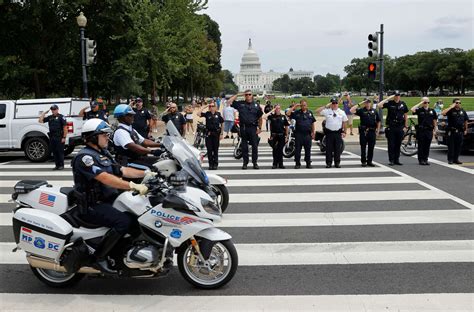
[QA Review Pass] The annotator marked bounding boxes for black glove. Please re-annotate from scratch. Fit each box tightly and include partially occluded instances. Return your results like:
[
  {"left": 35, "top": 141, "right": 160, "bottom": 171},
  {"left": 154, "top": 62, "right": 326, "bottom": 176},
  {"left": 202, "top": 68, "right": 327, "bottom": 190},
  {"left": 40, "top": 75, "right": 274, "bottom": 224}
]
[{"left": 153, "top": 149, "right": 163, "bottom": 157}]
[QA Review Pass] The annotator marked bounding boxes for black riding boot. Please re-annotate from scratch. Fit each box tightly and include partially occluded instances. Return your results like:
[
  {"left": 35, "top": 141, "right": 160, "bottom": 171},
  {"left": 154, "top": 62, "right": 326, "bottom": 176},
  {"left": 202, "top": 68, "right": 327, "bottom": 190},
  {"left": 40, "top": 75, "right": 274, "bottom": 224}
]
[{"left": 94, "top": 229, "right": 122, "bottom": 274}]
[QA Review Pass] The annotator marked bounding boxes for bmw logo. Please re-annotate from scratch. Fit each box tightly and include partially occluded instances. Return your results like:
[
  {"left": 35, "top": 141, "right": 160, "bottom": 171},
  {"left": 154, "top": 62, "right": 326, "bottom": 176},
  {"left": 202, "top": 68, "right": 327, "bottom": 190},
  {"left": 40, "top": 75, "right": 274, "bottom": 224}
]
[{"left": 155, "top": 221, "right": 162, "bottom": 228}]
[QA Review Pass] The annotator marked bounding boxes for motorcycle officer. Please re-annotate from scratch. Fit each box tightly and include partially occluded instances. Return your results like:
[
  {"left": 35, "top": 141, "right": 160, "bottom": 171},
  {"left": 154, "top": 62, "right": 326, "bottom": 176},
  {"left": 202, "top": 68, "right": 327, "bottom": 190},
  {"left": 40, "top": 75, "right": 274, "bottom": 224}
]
[
  {"left": 113, "top": 104, "right": 162, "bottom": 168},
  {"left": 286, "top": 100, "right": 316, "bottom": 169},
  {"left": 79, "top": 100, "right": 109, "bottom": 122},
  {"left": 264, "top": 105, "right": 289, "bottom": 169},
  {"left": 72, "top": 118, "right": 151, "bottom": 274}
]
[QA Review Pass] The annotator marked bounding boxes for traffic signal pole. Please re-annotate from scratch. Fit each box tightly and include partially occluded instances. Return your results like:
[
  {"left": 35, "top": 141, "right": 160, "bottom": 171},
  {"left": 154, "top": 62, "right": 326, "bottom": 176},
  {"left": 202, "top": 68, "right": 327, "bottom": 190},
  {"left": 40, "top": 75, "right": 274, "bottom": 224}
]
[
  {"left": 378, "top": 24, "right": 384, "bottom": 131},
  {"left": 80, "top": 27, "right": 88, "bottom": 99}
]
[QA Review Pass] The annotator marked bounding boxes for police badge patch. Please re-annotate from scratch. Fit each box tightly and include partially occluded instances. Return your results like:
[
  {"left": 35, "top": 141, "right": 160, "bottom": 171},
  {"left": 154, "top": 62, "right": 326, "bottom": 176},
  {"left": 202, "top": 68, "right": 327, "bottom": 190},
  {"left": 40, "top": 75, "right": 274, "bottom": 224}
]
[{"left": 81, "top": 155, "right": 94, "bottom": 167}]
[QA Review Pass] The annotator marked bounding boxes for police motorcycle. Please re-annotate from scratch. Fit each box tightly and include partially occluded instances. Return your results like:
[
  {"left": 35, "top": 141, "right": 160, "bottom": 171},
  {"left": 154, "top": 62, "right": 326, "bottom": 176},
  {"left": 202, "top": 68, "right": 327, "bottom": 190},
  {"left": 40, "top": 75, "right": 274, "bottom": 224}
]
[
  {"left": 315, "top": 120, "right": 346, "bottom": 153},
  {"left": 283, "top": 119, "right": 296, "bottom": 158},
  {"left": 151, "top": 122, "right": 229, "bottom": 212},
  {"left": 11, "top": 169, "right": 238, "bottom": 289}
]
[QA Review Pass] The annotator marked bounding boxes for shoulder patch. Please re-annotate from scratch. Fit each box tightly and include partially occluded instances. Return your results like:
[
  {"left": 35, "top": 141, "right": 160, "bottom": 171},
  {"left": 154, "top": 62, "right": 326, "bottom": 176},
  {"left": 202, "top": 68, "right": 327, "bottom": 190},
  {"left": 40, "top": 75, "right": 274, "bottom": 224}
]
[{"left": 81, "top": 155, "right": 94, "bottom": 167}]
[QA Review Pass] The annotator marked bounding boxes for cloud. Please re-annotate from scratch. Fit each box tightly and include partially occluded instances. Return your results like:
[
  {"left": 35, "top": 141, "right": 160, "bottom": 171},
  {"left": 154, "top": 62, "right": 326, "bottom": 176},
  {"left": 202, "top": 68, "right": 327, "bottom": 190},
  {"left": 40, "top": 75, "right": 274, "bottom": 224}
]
[
  {"left": 427, "top": 16, "right": 473, "bottom": 39},
  {"left": 324, "top": 30, "right": 345, "bottom": 36}
]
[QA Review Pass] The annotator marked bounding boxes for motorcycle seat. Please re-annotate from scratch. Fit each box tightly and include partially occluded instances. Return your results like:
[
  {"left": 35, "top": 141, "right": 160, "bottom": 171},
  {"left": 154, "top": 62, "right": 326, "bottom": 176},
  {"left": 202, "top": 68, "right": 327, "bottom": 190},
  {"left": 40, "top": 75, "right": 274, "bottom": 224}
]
[
  {"left": 60, "top": 187, "right": 77, "bottom": 206},
  {"left": 60, "top": 208, "right": 103, "bottom": 229}
]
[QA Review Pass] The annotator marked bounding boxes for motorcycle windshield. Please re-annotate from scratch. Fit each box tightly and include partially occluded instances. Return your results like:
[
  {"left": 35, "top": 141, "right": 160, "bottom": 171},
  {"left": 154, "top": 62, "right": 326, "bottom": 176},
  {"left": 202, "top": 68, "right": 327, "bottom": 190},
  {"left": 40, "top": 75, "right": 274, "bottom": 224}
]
[{"left": 164, "top": 122, "right": 209, "bottom": 185}]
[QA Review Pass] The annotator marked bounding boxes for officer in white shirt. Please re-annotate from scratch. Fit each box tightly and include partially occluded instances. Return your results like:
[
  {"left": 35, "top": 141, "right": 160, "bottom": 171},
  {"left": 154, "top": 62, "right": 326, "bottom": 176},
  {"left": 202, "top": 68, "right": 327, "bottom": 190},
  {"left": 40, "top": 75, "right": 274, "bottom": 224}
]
[{"left": 316, "top": 97, "right": 348, "bottom": 168}]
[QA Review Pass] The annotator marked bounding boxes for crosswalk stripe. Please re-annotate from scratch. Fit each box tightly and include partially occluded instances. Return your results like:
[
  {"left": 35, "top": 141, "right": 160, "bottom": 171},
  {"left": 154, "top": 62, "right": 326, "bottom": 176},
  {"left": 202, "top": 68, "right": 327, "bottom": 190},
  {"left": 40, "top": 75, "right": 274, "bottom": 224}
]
[
  {"left": 0, "top": 293, "right": 470, "bottom": 311},
  {"left": 1, "top": 240, "right": 472, "bottom": 265},
  {"left": 1, "top": 209, "right": 471, "bottom": 227}
]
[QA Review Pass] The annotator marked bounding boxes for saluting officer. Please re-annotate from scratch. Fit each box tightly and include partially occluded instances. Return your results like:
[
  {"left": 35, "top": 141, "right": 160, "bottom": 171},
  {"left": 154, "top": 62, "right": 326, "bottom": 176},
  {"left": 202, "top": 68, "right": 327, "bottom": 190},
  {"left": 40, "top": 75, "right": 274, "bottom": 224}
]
[
  {"left": 350, "top": 98, "right": 381, "bottom": 167},
  {"left": 442, "top": 98, "right": 469, "bottom": 164},
  {"left": 411, "top": 97, "right": 438, "bottom": 165},
  {"left": 197, "top": 103, "right": 224, "bottom": 170},
  {"left": 264, "top": 105, "right": 289, "bottom": 169},
  {"left": 378, "top": 91, "right": 407, "bottom": 166},
  {"left": 162, "top": 103, "right": 187, "bottom": 136},
  {"left": 38, "top": 104, "right": 68, "bottom": 170},
  {"left": 287, "top": 100, "right": 316, "bottom": 169},
  {"left": 316, "top": 98, "right": 348, "bottom": 168},
  {"left": 227, "top": 90, "right": 263, "bottom": 169},
  {"left": 79, "top": 100, "right": 108, "bottom": 122},
  {"left": 132, "top": 97, "right": 152, "bottom": 139}
]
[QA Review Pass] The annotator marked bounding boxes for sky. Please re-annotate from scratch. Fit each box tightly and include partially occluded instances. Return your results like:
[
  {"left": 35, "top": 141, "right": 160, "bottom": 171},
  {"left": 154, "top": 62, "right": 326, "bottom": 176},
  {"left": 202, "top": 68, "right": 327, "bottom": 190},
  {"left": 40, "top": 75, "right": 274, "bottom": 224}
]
[{"left": 203, "top": 0, "right": 473, "bottom": 77}]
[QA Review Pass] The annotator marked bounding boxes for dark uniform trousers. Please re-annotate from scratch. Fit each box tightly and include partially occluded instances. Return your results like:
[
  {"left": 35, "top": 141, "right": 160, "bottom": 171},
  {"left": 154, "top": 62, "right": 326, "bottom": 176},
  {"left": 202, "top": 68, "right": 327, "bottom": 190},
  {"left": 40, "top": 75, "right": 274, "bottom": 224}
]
[
  {"left": 50, "top": 136, "right": 65, "bottom": 168},
  {"left": 447, "top": 129, "right": 464, "bottom": 163},
  {"left": 240, "top": 124, "right": 259, "bottom": 164},
  {"left": 272, "top": 133, "right": 285, "bottom": 166},
  {"left": 206, "top": 132, "right": 220, "bottom": 167},
  {"left": 325, "top": 130, "right": 342, "bottom": 166},
  {"left": 294, "top": 131, "right": 312, "bottom": 165},
  {"left": 417, "top": 128, "right": 433, "bottom": 163},
  {"left": 386, "top": 125, "right": 404, "bottom": 163},
  {"left": 82, "top": 203, "right": 133, "bottom": 235},
  {"left": 359, "top": 127, "right": 376, "bottom": 164}
]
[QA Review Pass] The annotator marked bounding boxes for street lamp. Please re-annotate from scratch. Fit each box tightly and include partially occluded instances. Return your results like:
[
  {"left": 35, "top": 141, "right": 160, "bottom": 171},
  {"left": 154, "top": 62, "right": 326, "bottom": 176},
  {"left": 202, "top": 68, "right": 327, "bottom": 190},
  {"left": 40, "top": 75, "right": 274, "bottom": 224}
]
[{"left": 76, "top": 12, "right": 88, "bottom": 99}]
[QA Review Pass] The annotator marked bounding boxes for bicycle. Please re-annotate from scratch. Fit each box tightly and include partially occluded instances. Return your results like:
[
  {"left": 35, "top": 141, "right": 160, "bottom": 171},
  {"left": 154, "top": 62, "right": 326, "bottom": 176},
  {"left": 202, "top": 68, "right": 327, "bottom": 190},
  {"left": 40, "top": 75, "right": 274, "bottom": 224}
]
[
  {"left": 193, "top": 121, "right": 208, "bottom": 157},
  {"left": 400, "top": 118, "right": 418, "bottom": 156}
]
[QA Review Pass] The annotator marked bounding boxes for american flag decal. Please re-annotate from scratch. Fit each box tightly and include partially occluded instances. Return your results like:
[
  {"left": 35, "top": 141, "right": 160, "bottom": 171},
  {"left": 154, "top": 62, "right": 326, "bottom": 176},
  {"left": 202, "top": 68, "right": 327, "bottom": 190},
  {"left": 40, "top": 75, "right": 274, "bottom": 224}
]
[{"left": 39, "top": 193, "right": 56, "bottom": 207}]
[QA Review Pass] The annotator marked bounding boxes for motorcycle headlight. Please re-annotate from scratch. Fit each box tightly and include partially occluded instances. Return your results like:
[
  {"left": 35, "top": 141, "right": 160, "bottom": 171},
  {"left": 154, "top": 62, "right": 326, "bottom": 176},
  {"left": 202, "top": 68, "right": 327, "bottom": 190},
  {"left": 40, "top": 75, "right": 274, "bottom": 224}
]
[{"left": 201, "top": 198, "right": 221, "bottom": 216}]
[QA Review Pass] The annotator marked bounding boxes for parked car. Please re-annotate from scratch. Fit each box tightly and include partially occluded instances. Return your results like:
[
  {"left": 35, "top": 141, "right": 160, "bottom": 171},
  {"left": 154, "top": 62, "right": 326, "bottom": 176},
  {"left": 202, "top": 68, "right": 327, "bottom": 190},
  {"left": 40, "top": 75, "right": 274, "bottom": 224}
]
[
  {"left": 0, "top": 98, "right": 87, "bottom": 162},
  {"left": 436, "top": 111, "right": 474, "bottom": 151}
]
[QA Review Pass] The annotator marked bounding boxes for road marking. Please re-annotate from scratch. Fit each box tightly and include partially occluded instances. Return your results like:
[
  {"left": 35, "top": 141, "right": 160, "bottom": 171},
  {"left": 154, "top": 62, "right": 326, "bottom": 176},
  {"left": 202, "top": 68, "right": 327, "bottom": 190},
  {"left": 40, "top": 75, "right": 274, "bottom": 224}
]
[
  {"left": 2, "top": 240, "right": 473, "bottom": 265},
  {"left": 2, "top": 209, "right": 472, "bottom": 227}
]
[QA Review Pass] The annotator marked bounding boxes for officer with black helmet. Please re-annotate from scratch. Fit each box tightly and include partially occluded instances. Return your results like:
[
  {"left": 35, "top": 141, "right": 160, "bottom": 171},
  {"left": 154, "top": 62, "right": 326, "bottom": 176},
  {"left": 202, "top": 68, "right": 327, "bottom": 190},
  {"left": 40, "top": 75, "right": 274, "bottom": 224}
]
[
  {"left": 411, "top": 97, "right": 438, "bottom": 165},
  {"left": 287, "top": 99, "right": 316, "bottom": 169},
  {"left": 38, "top": 104, "right": 68, "bottom": 170},
  {"left": 73, "top": 118, "right": 151, "bottom": 273},
  {"left": 196, "top": 103, "right": 224, "bottom": 170},
  {"left": 378, "top": 91, "right": 407, "bottom": 166},
  {"left": 442, "top": 98, "right": 469, "bottom": 164},
  {"left": 351, "top": 98, "right": 381, "bottom": 167}
]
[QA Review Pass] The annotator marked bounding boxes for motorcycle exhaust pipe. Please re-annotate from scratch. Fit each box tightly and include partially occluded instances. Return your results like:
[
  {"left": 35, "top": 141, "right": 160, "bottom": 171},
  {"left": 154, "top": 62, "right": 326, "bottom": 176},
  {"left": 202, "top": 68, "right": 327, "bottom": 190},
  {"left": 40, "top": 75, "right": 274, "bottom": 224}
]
[{"left": 26, "top": 255, "right": 101, "bottom": 274}]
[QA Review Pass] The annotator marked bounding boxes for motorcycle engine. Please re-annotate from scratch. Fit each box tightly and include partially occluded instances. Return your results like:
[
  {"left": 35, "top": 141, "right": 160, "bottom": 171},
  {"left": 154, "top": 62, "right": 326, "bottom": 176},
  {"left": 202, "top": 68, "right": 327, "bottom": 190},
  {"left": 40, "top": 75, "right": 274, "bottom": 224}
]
[{"left": 123, "top": 244, "right": 160, "bottom": 269}]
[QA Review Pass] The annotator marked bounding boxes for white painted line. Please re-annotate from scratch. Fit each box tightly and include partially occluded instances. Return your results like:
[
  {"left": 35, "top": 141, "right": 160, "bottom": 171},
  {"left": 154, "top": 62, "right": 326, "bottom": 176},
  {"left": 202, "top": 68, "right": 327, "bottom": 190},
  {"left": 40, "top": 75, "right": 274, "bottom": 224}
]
[
  {"left": 354, "top": 150, "right": 474, "bottom": 210},
  {"left": 206, "top": 155, "right": 360, "bottom": 161},
  {"left": 213, "top": 167, "right": 391, "bottom": 175},
  {"left": 2, "top": 209, "right": 472, "bottom": 227},
  {"left": 228, "top": 190, "right": 447, "bottom": 203},
  {"left": 0, "top": 294, "right": 471, "bottom": 312},
  {"left": 2, "top": 240, "right": 473, "bottom": 265}
]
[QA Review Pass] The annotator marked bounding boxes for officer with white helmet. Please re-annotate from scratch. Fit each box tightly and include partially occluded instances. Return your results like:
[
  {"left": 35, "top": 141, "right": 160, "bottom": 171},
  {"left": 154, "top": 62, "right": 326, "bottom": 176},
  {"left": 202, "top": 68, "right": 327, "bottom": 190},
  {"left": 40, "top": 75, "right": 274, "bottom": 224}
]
[
  {"left": 72, "top": 118, "right": 152, "bottom": 274},
  {"left": 112, "top": 104, "right": 162, "bottom": 167}
]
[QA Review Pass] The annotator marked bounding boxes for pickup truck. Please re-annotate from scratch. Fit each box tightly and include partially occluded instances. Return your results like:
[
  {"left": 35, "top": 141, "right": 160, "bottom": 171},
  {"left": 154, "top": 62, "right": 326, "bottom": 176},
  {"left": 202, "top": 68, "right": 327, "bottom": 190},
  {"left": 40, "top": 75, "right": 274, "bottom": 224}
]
[
  {"left": 0, "top": 98, "right": 87, "bottom": 162},
  {"left": 437, "top": 110, "right": 474, "bottom": 151}
]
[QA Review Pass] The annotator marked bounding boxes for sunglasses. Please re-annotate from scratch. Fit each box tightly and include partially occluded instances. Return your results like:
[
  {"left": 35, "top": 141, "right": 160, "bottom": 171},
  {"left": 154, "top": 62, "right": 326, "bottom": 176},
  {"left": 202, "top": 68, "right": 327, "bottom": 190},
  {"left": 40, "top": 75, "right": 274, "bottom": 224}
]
[
  {"left": 333, "top": 113, "right": 337, "bottom": 117},
  {"left": 455, "top": 102, "right": 461, "bottom": 104},
  {"left": 209, "top": 105, "right": 215, "bottom": 107},
  {"left": 245, "top": 94, "right": 252, "bottom": 96}
]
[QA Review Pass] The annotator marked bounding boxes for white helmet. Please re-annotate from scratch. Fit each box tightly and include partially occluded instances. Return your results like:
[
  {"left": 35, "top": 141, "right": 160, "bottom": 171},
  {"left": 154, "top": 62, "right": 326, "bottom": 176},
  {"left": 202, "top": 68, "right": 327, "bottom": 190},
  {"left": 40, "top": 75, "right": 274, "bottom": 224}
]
[{"left": 81, "top": 118, "right": 112, "bottom": 141}]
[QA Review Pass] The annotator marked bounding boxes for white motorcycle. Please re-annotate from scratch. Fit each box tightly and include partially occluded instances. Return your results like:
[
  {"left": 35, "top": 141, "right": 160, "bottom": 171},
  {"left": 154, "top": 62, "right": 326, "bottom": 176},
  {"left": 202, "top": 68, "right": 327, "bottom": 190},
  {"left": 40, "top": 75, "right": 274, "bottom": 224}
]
[{"left": 11, "top": 147, "right": 238, "bottom": 289}]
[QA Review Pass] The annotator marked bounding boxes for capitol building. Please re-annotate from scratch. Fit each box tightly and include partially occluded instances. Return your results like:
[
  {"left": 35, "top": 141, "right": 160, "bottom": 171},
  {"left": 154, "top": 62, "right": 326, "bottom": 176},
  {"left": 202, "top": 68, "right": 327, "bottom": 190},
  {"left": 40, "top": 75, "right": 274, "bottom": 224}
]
[{"left": 233, "top": 39, "right": 314, "bottom": 93}]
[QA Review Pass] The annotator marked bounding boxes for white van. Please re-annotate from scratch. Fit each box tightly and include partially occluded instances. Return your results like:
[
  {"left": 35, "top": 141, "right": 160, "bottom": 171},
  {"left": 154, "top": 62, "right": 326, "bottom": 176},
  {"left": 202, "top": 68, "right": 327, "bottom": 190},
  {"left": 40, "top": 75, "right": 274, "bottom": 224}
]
[{"left": 0, "top": 98, "right": 87, "bottom": 162}]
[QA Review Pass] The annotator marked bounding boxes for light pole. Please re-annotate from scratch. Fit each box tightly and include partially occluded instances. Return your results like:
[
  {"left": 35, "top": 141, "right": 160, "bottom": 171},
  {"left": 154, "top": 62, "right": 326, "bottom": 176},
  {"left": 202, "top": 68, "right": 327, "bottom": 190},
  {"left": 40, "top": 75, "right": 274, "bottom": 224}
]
[{"left": 76, "top": 12, "right": 88, "bottom": 99}]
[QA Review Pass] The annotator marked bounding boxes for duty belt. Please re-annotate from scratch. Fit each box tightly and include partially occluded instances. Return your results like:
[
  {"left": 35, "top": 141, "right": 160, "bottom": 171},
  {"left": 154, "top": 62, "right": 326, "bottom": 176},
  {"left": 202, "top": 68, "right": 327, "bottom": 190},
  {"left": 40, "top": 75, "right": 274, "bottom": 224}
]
[{"left": 326, "top": 129, "right": 342, "bottom": 133}]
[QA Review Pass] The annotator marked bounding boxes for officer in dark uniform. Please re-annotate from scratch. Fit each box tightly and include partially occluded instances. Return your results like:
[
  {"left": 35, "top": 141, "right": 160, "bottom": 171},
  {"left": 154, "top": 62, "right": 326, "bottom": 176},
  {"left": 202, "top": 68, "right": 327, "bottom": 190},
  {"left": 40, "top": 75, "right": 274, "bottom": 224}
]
[
  {"left": 411, "top": 97, "right": 438, "bottom": 165},
  {"left": 73, "top": 118, "right": 149, "bottom": 273},
  {"left": 287, "top": 100, "right": 316, "bottom": 169},
  {"left": 80, "top": 101, "right": 108, "bottom": 122},
  {"left": 132, "top": 97, "right": 152, "bottom": 139},
  {"left": 39, "top": 104, "right": 68, "bottom": 170},
  {"left": 442, "top": 98, "right": 469, "bottom": 164},
  {"left": 227, "top": 90, "right": 264, "bottom": 169},
  {"left": 378, "top": 91, "right": 408, "bottom": 166},
  {"left": 162, "top": 103, "right": 187, "bottom": 136},
  {"left": 197, "top": 103, "right": 224, "bottom": 170},
  {"left": 265, "top": 105, "right": 289, "bottom": 169},
  {"left": 351, "top": 98, "right": 381, "bottom": 167}
]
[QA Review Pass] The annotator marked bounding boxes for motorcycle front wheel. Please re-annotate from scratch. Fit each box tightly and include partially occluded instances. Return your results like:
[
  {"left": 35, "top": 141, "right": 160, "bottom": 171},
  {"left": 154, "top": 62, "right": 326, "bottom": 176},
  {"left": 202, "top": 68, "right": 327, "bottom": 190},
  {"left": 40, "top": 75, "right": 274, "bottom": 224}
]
[
  {"left": 233, "top": 140, "right": 242, "bottom": 159},
  {"left": 210, "top": 184, "right": 229, "bottom": 213},
  {"left": 178, "top": 239, "right": 238, "bottom": 289},
  {"left": 401, "top": 132, "right": 418, "bottom": 156},
  {"left": 283, "top": 138, "right": 296, "bottom": 158}
]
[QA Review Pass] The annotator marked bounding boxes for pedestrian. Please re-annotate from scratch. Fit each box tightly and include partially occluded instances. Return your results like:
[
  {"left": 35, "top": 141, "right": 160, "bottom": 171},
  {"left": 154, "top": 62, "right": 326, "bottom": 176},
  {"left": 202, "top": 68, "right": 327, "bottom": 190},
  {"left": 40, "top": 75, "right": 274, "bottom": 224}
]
[
  {"left": 265, "top": 105, "right": 289, "bottom": 169},
  {"left": 434, "top": 99, "right": 444, "bottom": 115},
  {"left": 184, "top": 104, "right": 195, "bottom": 135},
  {"left": 227, "top": 90, "right": 263, "bottom": 169},
  {"left": 442, "top": 98, "right": 469, "bottom": 164},
  {"left": 377, "top": 91, "right": 407, "bottom": 166},
  {"left": 196, "top": 103, "right": 224, "bottom": 170},
  {"left": 411, "top": 97, "right": 438, "bottom": 165},
  {"left": 286, "top": 100, "right": 316, "bottom": 169},
  {"left": 350, "top": 98, "right": 381, "bottom": 167},
  {"left": 264, "top": 101, "right": 273, "bottom": 131},
  {"left": 341, "top": 92, "right": 354, "bottom": 135},
  {"left": 161, "top": 103, "right": 187, "bottom": 136},
  {"left": 79, "top": 100, "right": 108, "bottom": 122},
  {"left": 132, "top": 97, "right": 152, "bottom": 139},
  {"left": 149, "top": 104, "right": 159, "bottom": 133},
  {"left": 38, "top": 104, "right": 68, "bottom": 170},
  {"left": 223, "top": 101, "right": 236, "bottom": 139},
  {"left": 316, "top": 97, "right": 348, "bottom": 168}
]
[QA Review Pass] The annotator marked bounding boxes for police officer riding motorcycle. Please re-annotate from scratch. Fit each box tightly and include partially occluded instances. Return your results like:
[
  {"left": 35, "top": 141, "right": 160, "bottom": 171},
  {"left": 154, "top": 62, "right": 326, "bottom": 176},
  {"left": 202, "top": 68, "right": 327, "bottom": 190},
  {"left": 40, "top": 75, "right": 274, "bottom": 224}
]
[
  {"left": 112, "top": 104, "right": 162, "bottom": 168},
  {"left": 72, "top": 118, "right": 151, "bottom": 273}
]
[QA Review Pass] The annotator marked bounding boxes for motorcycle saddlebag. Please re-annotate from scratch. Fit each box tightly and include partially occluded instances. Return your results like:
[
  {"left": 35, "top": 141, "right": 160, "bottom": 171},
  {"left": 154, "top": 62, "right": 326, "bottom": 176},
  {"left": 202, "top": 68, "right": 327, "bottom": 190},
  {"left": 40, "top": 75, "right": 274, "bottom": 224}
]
[{"left": 13, "top": 208, "right": 73, "bottom": 261}]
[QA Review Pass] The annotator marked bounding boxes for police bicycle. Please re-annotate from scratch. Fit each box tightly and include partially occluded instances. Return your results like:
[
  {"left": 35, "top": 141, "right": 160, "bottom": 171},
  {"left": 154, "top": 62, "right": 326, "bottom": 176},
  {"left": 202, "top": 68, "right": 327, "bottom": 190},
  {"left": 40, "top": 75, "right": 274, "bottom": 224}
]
[{"left": 400, "top": 118, "right": 418, "bottom": 156}]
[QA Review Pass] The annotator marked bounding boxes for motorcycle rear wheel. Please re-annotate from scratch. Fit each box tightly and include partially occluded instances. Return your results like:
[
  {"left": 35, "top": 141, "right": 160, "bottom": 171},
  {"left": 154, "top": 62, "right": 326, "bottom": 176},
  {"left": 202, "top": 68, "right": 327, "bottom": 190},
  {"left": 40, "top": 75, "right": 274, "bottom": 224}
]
[
  {"left": 210, "top": 184, "right": 229, "bottom": 213},
  {"left": 283, "top": 139, "right": 296, "bottom": 158},
  {"left": 31, "top": 266, "right": 84, "bottom": 288},
  {"left": 401, "top": 132, "right": 418, "bottom": 156}
]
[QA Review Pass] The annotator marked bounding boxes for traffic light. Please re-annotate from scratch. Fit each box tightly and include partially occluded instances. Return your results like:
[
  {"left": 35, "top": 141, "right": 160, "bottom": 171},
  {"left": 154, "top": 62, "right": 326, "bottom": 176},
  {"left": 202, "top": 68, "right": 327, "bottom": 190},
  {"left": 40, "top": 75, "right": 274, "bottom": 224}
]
[
  {"left": 368, "top": 62, "right": 377, "bottom": 80},
  {"left": 368, "top": 33, "right": 378, "bottom": 57},
  {"left": 85, "top": 38, "right": 97, "bottom": 65}
]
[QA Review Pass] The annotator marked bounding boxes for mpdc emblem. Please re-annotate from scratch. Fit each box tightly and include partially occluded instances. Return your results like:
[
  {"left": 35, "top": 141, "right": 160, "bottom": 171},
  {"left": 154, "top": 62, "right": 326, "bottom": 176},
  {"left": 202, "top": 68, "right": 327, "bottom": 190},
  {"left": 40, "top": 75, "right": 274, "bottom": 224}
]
[{"left": 34, "top": 237, "right": 46, "bottom": 249}]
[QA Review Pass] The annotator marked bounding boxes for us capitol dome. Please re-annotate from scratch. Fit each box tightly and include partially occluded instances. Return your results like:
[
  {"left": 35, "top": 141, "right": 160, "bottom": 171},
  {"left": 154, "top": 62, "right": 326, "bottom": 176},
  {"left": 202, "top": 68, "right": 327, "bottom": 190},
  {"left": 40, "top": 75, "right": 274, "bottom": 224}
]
[{"left": 233, "top": 38, "right": 313, "bottom": 93}]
